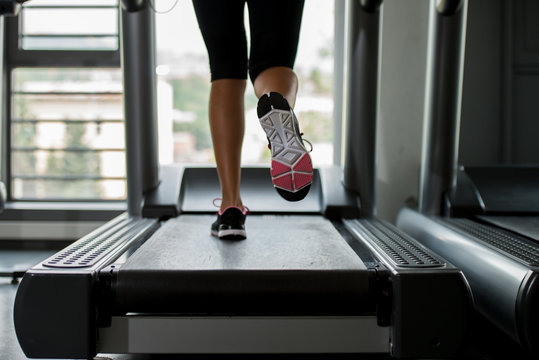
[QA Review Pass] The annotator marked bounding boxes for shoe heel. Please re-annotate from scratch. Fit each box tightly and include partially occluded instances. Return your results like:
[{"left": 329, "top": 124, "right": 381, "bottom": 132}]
[{"left": 257, "top": 92, "right": 290, "bottom": 118}]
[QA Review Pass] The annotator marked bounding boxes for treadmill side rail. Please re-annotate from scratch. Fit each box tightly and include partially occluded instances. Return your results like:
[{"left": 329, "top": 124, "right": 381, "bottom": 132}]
[
  {"left": 14, "top": 272, "right": 95, "bottom": 359},
  {"left": 396, "top": 207, "right": 532, "bottom": 347},
  {"left": 344, "top": 218, "right": 471, "bottom": 358},
  {"left": 13, "top": 214, "right": 159, "bottom": 360},
  {"left": 516, "top": 271, "right": 539, "bottom": 353}
]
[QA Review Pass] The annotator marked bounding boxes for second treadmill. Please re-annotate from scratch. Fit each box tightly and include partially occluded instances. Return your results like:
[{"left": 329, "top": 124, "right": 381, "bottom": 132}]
[{"left": 396, "top": 0, "right": 539, "bottom": 354}]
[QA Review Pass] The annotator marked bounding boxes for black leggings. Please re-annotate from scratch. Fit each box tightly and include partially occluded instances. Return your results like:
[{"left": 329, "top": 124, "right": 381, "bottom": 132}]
[{"left": 192, "top": 0, "right": 305, "bottom": 83}]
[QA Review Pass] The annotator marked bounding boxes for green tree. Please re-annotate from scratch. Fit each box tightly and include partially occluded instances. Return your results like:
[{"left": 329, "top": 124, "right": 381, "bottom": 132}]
[
  {"left": 170, "top": 76, "right": 212, "bottom": 150},
  {"left": 11, "top": 96, "right": 38, "bottom": 198},
  {"left": 309, "top": 68, "right": 333, "bottom": 94},
  {"left": 45, "top": 123, "right": 102, "bottom": 199},
  {"left": 298, "top": 111, "right": 333, "bottom": 143}
]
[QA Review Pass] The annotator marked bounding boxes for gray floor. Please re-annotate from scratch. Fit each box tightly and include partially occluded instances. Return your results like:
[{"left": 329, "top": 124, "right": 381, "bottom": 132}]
[
  {"left": 1, "top": 278, "right": 25, "bottom": 360},
  {"left": 0, "top": 250, "right": 57, "bottom": 360}
]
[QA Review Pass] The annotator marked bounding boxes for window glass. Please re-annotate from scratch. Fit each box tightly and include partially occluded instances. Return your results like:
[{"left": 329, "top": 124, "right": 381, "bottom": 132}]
[
  {"left": 10, "top": 68, "right": 125, "bottom": 200},
  {"left": 24, "top": 0, "right": 117, "bottom": 5},
  {"left": 20, "top": 1, "right": 119, "bottom": 50}
]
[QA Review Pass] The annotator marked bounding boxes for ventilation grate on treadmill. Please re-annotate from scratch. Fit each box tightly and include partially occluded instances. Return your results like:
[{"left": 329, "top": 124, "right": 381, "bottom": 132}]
[
  {"left": 442, "top": 218, "right": 539, "bottom": 266},
  {"left": 344, "top": 219, "right": 445, "bottom": 268},
  {"left": 43, "top": 215, "right": 157, "bottom": 269}
]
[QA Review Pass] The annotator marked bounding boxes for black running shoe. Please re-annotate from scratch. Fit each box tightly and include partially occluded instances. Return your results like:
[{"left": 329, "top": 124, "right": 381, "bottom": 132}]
[
  {"left": 257, "top": 92, "right": 313, "bottom": 202},
  {"left": 211, "top": 206, "right": 247, "bottom": 240}
]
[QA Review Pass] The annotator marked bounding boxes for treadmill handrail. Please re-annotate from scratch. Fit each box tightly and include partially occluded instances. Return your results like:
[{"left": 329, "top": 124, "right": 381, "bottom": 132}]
[{"left": 418, "top": 0, "right": 468, "bottom": 215}]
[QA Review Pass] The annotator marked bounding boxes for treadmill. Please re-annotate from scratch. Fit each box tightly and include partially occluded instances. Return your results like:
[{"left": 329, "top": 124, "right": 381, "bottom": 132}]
[
  {"left": 13, "top": 1, "right": 470, "bottom": 358},
  {"left": 396, "top": 0, "right": 539, "bottom": 355}
]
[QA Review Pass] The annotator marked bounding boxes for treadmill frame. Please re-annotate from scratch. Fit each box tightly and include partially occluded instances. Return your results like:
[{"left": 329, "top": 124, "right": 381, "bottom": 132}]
[
  {"left": 13, "top": 1, "right": 472, "bottom": 358},
  {"left": 99, "top": 316, "right": 389, "bottom": 354}
]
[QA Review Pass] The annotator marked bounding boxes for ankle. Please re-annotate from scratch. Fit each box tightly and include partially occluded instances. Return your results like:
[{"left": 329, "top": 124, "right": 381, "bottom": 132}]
[{"left": 219, "top": 199, "right": 243, "bottom": 213}]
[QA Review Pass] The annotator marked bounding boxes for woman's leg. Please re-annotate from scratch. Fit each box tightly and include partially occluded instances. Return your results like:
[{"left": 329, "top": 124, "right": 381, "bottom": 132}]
[
  {"left": 209, "top": 79, "right": 247, "bottom": 211},
  {"left": 253, "top": 66, "right": 298, "bottom": 108},
  {"left": 247, "top": 0, "right": 311, "bottom": 201},
  {"left": 193, "top": 0, "right": 248, "bottom": 212},
  {"left": 247, "top": 0, "right": 304, "bottom": 106}
]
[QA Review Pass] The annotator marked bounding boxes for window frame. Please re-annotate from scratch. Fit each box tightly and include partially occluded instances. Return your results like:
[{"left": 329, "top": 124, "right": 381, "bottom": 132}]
[
  {"left": 0, "top": 2, "right": 125, "bottom": 223},
  {"left": 6, "top": 3, "right": 121, "bottom": 67}
]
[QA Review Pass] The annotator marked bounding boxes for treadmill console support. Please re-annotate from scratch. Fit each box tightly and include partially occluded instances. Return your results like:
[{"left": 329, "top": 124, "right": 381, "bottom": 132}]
[
  {"left": 0, "top": 181, "right": 6, "bottom": 213},
  {"left": 120, "top": 2, "right": 160, "bottom": 216},
  {"left": 0, "top": 0, "right": 27, "bottom": 16},
  {"left": 120, "top": 0, "right": 145, "bottom": 12},
  {"left": 436, "top": 0, "right": 465, "bottom": 15},
  {"left": 359, "top": 0, "right": 383, "bottom": 13},
  {"left": 418, "top": 0, "right": 467, "bottom": 216},
  {"left": 343, "top": 0, "right": 382, "bottom": 217}
]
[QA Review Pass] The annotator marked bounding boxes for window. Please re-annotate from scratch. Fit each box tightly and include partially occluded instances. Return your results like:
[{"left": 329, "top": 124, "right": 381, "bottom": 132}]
[
  {"left": 2, "top": 0, "right": 336, "bottom": 200},
  {"left": 4, "top": 0, "right": 124, "bottom": 201}
]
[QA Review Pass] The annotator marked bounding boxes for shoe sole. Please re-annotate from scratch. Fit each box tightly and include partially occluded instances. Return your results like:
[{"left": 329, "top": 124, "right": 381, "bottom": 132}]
[
  {"left": 211, "top": 229, "right": 247, "bottom": 240},
  {"left": 257, "top": 92, "right": 313, "bottom": 202}
]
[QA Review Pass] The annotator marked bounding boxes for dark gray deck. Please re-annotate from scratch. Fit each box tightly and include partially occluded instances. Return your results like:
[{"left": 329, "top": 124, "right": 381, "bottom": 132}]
[
  {"left": 114, "top": 215, "right": 369, "bottom": 315},
  {"left": 123, "top": 215, "right": 365, "bottom": 271}
]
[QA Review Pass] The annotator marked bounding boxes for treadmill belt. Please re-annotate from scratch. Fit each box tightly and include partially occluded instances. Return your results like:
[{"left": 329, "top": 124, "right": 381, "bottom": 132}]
[
  {"left": 478, "top": 215, "right": 539, "bottom": 242},
  {"left": 113, "top": 215, "right": 371, "bottom": 315}
]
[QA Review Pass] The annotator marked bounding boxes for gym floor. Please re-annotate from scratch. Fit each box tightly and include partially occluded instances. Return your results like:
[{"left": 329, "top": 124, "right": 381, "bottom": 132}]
[{"left": 0, "top": 248, "right": 535, "bottom": 360}]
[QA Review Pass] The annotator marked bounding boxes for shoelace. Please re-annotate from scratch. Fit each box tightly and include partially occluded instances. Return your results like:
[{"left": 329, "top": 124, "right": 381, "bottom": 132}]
[
  {"left": 148, "top": 0, "right": 179, "bottom": 14},
  {"left": 300, "top": 133, "right": 314, "bottom": 152},
  {"left": 266, "top": 133, "right": 313, "bottom": 153},
  {"left": 292, "top": 110, "right": 313, "bottom": 152},
  {"left": 212, "top": 198, "right": 250, "bottom": 215}
]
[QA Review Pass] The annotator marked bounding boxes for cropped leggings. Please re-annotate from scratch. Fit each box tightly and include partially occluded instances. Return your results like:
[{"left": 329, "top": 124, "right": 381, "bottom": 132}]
[{"left": 192, "top": 0, "right": 305, "bottom": 82}]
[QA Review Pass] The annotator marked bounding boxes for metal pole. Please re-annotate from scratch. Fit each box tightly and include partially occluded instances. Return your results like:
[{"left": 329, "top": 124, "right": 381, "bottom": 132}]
[
  {"left": 418, "top": 0, "right": 468, "bottom": 215},
  {"left": 343, "top": 0, "right": 383, "bottom": 217},
  {"left": 333, "top": 0, "right": 346, "bottom": 166},
  {"left": 120, "top": 1, "right": 159, "bottom": 216},
  {"left": 0, "top": 16, "right": 6, "bottom": 199}
]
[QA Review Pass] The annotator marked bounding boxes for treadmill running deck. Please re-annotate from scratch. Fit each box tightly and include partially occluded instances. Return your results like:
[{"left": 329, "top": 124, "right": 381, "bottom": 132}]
[
  {"left": 113, "top": 215, "right": 370, "bottom": 314},
  {"left": 123, "top": 215, "right": 366, "bottom": 270}
]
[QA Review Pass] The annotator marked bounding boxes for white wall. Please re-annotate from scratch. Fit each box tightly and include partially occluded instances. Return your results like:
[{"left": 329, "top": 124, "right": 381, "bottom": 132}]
[{"left": 376, "top": 0, "right": 430, "bottom": 222}]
